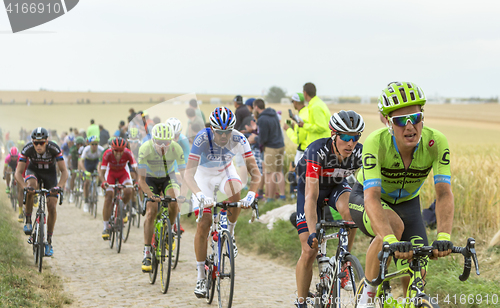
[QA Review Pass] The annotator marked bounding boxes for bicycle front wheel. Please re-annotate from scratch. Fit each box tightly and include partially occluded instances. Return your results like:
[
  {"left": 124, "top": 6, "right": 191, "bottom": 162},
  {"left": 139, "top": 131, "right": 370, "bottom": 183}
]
[
  {"left": 330, "top": 254, "right": 364, "bottom": 308},
  {"left": 172, "top": 213, "right": 181, "bottom": 269},
  {"left": 149, "top": 235, "right": 159, "bottom": 284},
  {"left": 206, "top": 255, "right": 216, "bottom": 304},
  {"left": 92, "top": 184, "right": 98, "bottom": 219},
  {"left": 217, "top": 230, "right": 235, "bottom": 308},
  {"left": 116, "top": 201, "right": 124, "bottom": 253},
  {"left": 37, "top": 213, "right": 45, "bottom": 273},
  {"left": 416, "top": 295, "right": 440, "bottom": 308},
  {"left": 160, "top": 219, "right": 173, "bottom": 294}
]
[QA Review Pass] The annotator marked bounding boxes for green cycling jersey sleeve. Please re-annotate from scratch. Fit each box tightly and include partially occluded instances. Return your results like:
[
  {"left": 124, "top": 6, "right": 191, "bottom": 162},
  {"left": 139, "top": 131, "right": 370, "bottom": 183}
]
[
  {"left": 138, "top": 140, "right": 185, "bottom": 177},
  {"left": 360, "top": 126, "right": 451, "bottom": 204}
]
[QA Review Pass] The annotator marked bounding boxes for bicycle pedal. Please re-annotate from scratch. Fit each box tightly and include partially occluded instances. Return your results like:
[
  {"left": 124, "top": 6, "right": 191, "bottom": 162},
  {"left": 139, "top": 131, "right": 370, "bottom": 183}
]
[{"left": 27, "top": 237, "right": 33, "bottom": 244}]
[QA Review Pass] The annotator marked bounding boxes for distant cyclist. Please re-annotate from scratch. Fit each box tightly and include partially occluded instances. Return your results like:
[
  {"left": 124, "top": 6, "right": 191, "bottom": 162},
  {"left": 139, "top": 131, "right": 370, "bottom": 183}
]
[
  {"left": 3, "top": 147, "right": 23, "bottom": 221},
  {"left": 137, "top": 123, "right": 186, "bottom": 272},
  {"left": 15, "top": 127, "right": 68, "bottom": 257},
  {"left": 79, "top": 136, "right": 104, "bottom": 212},
  {"left": 349, "top": 82, "right": 454, "bottom": 307},
  {"left": 184, "top": 107, "right": 261, "bottom": 298},
  {"left": 68, "top": 136, "right": 85, "bottom": 203},
  {"left": 295, "top": 111, "right": 364, "bottom": 307},
  {"left": 99, "top": 137, "right": 137, "bottom": 240}
]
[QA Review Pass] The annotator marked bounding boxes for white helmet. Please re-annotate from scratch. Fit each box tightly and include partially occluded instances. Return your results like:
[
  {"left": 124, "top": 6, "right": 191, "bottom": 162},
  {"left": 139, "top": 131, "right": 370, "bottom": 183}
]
[
  {"left": 166, "top": 117, "right": 182, "bottom": 135},
  {"left": 329, "top": 110, "right": 365, "bottom": 133}
]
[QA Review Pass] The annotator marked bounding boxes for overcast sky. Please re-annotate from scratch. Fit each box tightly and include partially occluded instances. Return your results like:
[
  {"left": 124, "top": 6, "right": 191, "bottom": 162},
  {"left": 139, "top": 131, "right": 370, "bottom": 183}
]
[{"left": 1, "top": 0, "right": 499, "bottom": 97}]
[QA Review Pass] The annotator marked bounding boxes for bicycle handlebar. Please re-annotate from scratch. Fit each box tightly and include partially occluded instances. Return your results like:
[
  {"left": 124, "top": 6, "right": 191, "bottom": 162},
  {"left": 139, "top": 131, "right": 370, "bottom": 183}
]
[
  {"left": 371, "top": 237, "right": 480, "bottom": 286},
  {"left": 196, "top": 200, "right": 260, "bottom": 222},
  {"left": 23, "top": 187, "right": 64, "bottom": 205},
  {"left": 145, "top": 196, "right": 177, "bottom": 206}
]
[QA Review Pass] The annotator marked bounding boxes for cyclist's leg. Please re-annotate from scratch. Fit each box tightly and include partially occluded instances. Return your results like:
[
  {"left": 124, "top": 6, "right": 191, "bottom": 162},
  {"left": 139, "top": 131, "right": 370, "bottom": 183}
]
[
  {"left": 102, "top": 169, "right": 116, "bottom": 231},
  {"left": 5, "top": 168, "right": 11, "bottom": 190},
  {"left": 42, "top": 172, "right": 59, "bottom": 242},
  {"left": 24, "top": 169, "right": 39, "bottom": 226},
  {"left": 83, "top": 173, "right": 90, "bottom": 201},
  {"left": 348, "top": 182, "right": 404, "bottom": 305},
  {"left": 164, "top": 174, "right": 180, "bottom": 226},
  {"left": 220, "top": 164, "right": 242, "bottom": 229},
  {"left": 17, "top": 178, "right": 24, "bottom": 219},
  {"left": 295, "top": 178, "right": 318, "bottom": 304},
  {"left": 119, "top": 168, "right": 133, "bottom": 204},
  {"left": 329, "top": 179, "right": 356, "bottom": 251},
  {"left": 144, "top": 177, "right": 161, "bottom": 245},
  {"left": 390, "top": 197, "right": 428, "bottom": 294}
]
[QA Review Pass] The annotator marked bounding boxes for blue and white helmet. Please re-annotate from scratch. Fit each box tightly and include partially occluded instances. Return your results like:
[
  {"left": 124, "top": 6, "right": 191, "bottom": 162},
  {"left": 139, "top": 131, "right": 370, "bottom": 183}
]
[{"left": 209, "top": 107, "right": 236, "bottom": 130}]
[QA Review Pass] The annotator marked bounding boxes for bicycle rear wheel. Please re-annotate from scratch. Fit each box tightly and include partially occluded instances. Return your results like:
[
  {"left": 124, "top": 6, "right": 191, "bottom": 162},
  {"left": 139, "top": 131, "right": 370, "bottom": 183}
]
[
  {"left": 217, "top": 230, "right": 235, "bottom": 308},
  {"left": 33, "top": 221, "right": 39, "bottom": 265},
  {"left": 172, "top": 213, "right": 181, "bottom": 269},
  {"left": 149, "top": 235, "right": 159, "bottom": 284},
  {"left": 160, "top": 219, "right": 173, "bottom": 294},
  {"left": 136, "top": 193, "right": 142, "bottom": 228},
  {"left": 37, "top": 213, "right": 45, "bottom": 273},
  {"left": 329, "top": 254, "right": 364, "bottom": 308},
  {"left": 116, "top": 201, "right": 124, "bottom": 253}
]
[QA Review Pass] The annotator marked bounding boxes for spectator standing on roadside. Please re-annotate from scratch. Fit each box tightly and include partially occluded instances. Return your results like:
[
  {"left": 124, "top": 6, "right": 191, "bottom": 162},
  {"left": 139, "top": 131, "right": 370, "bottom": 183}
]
[
  {"left": 189, "top": 99, "right": 206, "bottom": 123},
  {"left": 284, "top": 93, "right": 310, "bottom": 165},
  {"left": 114, "top": 121, "right": 127, "bottom": 139},
  {"left": 186, "top": 108, "right": 205, "bottom": 144},
  {"left": 302, "top": 82, "right": 331, "bottom": 143},
  {"left": 233, "top": 95, "right": 254, "bottom": 186},
  {"left": 128, "top": 108, "right": 137, "bottom": 123},
  {"left": 253, "top": 99, "right": 286, "bottom": 201},
  {"left": 87, "top": 119, "right": 100, "bottom": 139},
  {"left": 99, "top": 125, "right": 110, "bottom": 147}
]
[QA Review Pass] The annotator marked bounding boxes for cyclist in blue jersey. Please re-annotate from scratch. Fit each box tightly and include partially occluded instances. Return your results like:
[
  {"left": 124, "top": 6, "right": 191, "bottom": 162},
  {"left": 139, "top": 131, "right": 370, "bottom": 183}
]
[
  {"left": 295, "top": 111, "right": 365, "bottom": 307},
  {"left": 184, "top": 107, "right": 261, "bottom": 298}
]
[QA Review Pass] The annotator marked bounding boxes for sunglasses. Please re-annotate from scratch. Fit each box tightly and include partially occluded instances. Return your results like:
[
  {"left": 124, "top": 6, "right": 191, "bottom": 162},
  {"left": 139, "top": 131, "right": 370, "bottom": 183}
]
[
  {"left": 213, "top": 129, "right": 232, "bottom": 136},
  {"left": 91, "top": 143, "right": 99, "bottom": 146},
  {"left": 113, "top": 149, "right": 124, "bottom": 153},
  {"left": 390, "top": 112, "right": 423, "bottom": 127},
  {"left": 154, "top": 140, "right": 171, "bottom": 147},
  {"left": 33, "top": 141, "right": 47, "bottom": 146},
  {"left": 338, "top": 134, "right": 361, "bottom": 142}
]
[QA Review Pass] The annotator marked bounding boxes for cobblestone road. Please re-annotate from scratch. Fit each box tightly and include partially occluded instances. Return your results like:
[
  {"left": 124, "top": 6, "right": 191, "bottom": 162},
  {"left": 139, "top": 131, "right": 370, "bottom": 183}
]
[{"left": 45, "top": 198, "right": 298, "bottom": 307}]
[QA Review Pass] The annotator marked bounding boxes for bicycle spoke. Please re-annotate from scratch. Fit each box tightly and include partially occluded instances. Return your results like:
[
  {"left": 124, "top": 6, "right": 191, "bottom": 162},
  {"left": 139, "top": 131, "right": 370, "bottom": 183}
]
[{"left": 217, "top": 230, "right": 235, "bottom": 308}]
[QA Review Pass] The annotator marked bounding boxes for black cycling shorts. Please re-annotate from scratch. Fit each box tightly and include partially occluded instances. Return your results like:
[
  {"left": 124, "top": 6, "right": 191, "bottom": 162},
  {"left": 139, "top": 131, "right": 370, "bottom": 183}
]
[
  {"left": 145, "top": 174, "right": 179, "bottom": 196},
  {"left": 25, "top": 167, "right": 58, "bottom": 191}
]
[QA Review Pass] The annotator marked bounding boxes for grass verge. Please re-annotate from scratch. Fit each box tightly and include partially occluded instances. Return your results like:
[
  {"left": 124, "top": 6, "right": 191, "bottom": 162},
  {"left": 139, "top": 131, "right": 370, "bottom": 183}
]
[{"left": 0, "top": 198, "right": 72, "bottom": 308}]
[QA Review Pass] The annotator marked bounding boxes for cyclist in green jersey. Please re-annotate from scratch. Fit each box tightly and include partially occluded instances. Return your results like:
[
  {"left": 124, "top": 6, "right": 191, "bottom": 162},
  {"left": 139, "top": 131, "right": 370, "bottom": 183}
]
[
  {"left": 137, "top": 123, "right": 187, "bottom": 272},
  {"left": 349, "top": 82, "right": 454, "bottom": 308}
]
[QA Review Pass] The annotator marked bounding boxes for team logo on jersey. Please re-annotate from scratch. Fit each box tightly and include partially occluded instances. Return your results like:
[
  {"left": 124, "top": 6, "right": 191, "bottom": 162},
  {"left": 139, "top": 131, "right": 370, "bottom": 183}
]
[
  {"left": 429, "top": 140, "right": 435, "bottom": 147},
  {"left": 194, "top": 134, "right": 207, "bottom": 147}
]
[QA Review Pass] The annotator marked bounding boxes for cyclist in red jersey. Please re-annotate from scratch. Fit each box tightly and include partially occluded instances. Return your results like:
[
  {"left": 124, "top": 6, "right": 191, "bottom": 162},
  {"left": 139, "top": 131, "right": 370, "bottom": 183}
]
[{"left": 99, "top": 137, "right": 137, "bottom": 240}]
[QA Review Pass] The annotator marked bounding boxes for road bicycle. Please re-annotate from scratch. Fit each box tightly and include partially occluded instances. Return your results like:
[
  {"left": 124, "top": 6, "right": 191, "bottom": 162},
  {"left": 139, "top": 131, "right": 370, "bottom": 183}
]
[
  {"left": 198, "top": 196, "right": 259, "bottom": 308},
  {"left": 72, "top": 170, "right": 84, "bottom": 209},
  {"left": 131, "top": 183, "right": 144, "bottom": 229},
  {"left": 311, "top": 199, "right": 364, "bottom": 308},
  {"left": 357, "top": 238, "right": 480, "bottom": 308},
  {"left": 5, "top": 171, "right": 18, "bottom": 211},
  {"left": 145, "top": 195, "right": 179, "bottom": 294},
  {"left": 23, "top": 185, "right": 63, "bottom": 273},
  {"left": 87, "top": 170, "right": 99, "bottom": 218},
  {"left": 107, "top": 183, "right": 133, "bottom": 253}
]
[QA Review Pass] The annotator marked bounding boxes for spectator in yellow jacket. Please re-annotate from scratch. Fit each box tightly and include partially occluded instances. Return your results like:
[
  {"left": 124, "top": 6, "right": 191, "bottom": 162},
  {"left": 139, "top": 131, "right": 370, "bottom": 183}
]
[{"left": 301, "top": 82, "right": 331, "bottom": 143}]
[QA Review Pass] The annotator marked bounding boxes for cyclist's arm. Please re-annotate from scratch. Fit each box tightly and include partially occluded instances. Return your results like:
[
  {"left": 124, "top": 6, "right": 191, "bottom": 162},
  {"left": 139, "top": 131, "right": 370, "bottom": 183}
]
[
  {"left": 137, "top": 169, "right": 154, "bottom": 198},
  {"left": 435, "top": 182, "right": 454, "bottom": 237},
  {"left": 14, "top": 161, "right": 26, "bottom": 187},
  {"left": 184, "top": 158, "right": 202, "bottom": 194},
  {"left": 304, "top": 176, "right": 320, "bottom": 235},
  {"left": 244, "top": 155, "right": 261, "bottom": 193},
  {"left": 56, "top": 159, "right": 69, "bottom": 189}
]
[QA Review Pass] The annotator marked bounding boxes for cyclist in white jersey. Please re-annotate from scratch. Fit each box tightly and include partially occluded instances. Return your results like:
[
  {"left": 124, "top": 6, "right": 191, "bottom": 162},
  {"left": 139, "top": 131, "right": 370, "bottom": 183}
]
[
  {"left": 79, "top": 136, "right": 104, "bottom": 212},
  {"left": 185, "top": 107, "right": 261, "bottom": 298}
]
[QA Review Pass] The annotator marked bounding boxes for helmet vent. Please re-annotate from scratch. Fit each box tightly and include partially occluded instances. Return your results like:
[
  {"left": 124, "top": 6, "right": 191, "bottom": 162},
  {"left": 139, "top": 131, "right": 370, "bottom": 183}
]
[
  {"left": 417, "top": 87, "right": 424, "bottom": 99},
  {"left": 399, "top": 88, "right": 407, "bottom": 102},
  {"left": 383, "top": 95, "right": 390, "bottom": 107},
  {"left": 410, "top": 91, "right": 415, "bottom": 101},
  {"left": 388, "top": 86, "right": 395, "bottom": 93},
  {"left": 392, "top": 95, "right": 400, "bottom": 105},
  {"left": 407, "top": 82, "right": 413, "bottom": 89}
]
